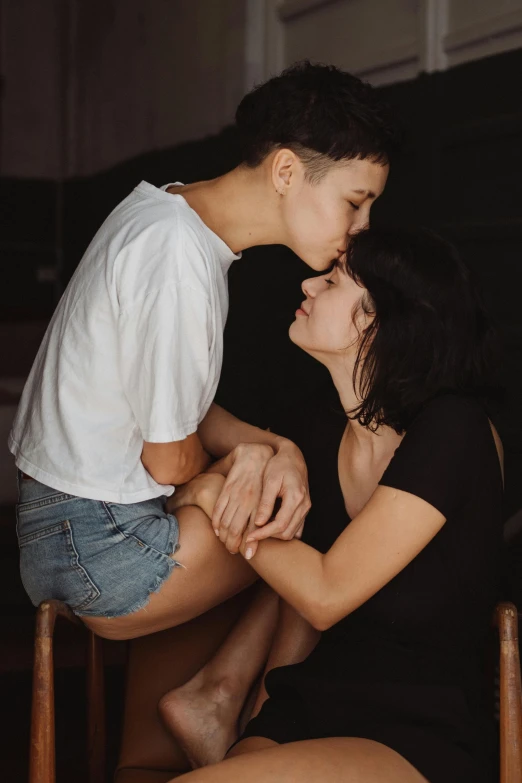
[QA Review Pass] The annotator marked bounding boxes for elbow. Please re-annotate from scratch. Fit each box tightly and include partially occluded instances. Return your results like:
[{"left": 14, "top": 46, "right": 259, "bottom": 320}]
[
  {"left": 305, "top": 597, "right": 337, "bottom": 633},
  {"left": 143, "top": 458, "right": 195, "bottom": 487},
  {"left": 309, "top": 613, "right": 335, "bottom": 633},
  {"left": 306, "top": 594, "right": 351, "bottom": 632},
  {"left": 144, "top": 465, "right": 174, "bottom": 486},
  {"left": 169, "top": 463, "right": 199, "bottom": 486}
]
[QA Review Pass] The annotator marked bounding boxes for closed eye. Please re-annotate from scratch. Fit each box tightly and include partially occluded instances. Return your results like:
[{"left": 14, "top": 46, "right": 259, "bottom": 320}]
[
  {"left": 349, "top": 202, "right": 360, "bottom": 211},
  {"left": 325, "top": 278, "right": 334, "bottom": 286}
]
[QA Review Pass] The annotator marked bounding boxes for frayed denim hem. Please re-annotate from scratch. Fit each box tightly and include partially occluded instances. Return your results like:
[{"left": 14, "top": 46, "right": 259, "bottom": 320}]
[{"left": 75, "top": 552, "right": 184, "bottom": 619}]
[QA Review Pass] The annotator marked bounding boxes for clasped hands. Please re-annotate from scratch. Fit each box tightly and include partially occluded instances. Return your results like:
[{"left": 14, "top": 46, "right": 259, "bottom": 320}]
[{"left": 168, "top": 440, "right": 311, "bottom": 559}]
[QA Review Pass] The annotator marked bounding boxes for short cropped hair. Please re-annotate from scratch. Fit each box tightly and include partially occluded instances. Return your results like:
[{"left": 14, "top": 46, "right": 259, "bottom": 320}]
[
  {"left": 235, "top": 61, "right": 400, "bottom": 181},
  {"left": 343, "top": 227, "right": 500, "bottom": 433}
]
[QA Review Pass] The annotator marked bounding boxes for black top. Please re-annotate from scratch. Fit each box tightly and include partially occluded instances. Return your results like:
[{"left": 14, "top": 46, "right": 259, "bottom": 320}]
[{"left": 242, "top": 393, "right": 503, "bottom": 783}]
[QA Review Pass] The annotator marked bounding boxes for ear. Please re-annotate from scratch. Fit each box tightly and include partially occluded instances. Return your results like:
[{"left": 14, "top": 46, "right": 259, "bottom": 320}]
[{"left": 271, "top": 148, "right": 300, "bottom": 195}]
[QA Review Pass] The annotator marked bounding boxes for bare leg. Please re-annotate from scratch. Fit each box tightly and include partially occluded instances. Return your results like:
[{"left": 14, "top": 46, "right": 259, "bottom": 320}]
[
  {"left": 155, "top": 592, "right": 318, "bottom": 767},
  {"left": 80, "top": 505, "right": 257, "bottom": 640},
  {"left": 169, "top": 737, "right": 429, "bottom": 783},
  {"left": 251, "top": 600, "right": 320, "bottom": 718},
  {"left": 158, "top": 583, "right": 279, "bottom": 768}
]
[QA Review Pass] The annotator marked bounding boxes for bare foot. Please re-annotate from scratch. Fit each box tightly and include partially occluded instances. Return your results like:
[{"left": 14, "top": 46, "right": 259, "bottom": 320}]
[{"left": 158, "top": 671, "right": 242, "bottom": 768}]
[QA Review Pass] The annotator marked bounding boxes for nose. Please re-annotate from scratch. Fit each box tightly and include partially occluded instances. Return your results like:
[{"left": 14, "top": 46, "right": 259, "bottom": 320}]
[
  {"left": 301, "top": 277, "right": 313, "bottom": 298},
  {"left": 301, "top": 275, "right": 324, "bottom": 298},
  {"left": 348, "top": 209, "right": 370, "bottom": 236}
]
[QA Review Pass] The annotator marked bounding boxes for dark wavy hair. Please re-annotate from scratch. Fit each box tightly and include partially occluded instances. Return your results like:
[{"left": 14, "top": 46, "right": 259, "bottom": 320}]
[
  {"left": 343, "top": 227, "right": 500, "bottom": 433},
  {"left": 235, "top": 61, "right": 400, "bottom": 181}
]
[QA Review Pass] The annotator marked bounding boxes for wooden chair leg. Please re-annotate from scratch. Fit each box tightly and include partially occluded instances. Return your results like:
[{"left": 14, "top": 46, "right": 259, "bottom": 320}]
[
  {"left": 87, "top": 631, "right": 106, "bottom": 783},
  {"left": 30, "top": 603, "right": 57, "bottom": 783},
  {"left": 496, "top": 602, "right": 522, "bottom": 783},
  {"left": 29, "top": 600, "right": 87, "bottom": 783}
]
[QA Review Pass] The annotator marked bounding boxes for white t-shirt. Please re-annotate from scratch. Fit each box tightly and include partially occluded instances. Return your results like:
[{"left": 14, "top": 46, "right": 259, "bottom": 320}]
[{"left": 9, "top": 181, "right": 240, "bottom": 503}]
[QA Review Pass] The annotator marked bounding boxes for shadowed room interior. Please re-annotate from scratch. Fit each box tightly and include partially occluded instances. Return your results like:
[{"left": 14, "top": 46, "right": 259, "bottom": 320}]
[{"left": 1, "top": 1, "right": 522, "bottom": 781}]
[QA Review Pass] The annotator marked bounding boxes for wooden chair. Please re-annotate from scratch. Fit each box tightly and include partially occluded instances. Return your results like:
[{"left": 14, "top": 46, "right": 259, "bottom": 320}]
[
  {"left": 496, "top": 602, "right": 522, "bottom": 783},
  {"left": 29, "top": 600, "right": 105, "bottom": 783},
  {"left": 29, "top": 599, "right": 522, "bottom": 783}
]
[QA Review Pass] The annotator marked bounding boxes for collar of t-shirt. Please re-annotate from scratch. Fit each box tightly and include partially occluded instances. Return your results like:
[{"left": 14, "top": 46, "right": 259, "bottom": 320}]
[{"left": 156, "top": 181, "right": 242, "bottom": 273}]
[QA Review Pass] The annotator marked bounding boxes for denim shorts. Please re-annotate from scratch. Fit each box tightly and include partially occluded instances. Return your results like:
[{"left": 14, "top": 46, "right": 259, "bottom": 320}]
[{"left": 15, "top": 473, "right": 182, "bottom": 618}]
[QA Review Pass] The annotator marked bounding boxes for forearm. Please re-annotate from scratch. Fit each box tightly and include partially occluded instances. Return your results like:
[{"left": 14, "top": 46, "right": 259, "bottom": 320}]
[
  {"left": 243, "top": 538, "right": 328, "bottom": 630},
  {"left": 245, "top": 484, "right": 443, "bottom": 631},
  {"left": 141, "top": 432, "right": 211, "bottom": 486},
  {"left": 175, "top": 436, "right": 212, "bottom": 483},
  {"left": 198, "top": 403, "right": 289, "bottom": 457}
]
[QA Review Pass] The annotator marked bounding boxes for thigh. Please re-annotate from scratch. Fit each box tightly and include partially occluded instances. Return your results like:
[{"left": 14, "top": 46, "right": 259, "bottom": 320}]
[
  {"left": 83, "top": 505, "right": 257, "bottom": 640},
  {"left": 173, "top": 737, "right": 430, "bottom": 783}
]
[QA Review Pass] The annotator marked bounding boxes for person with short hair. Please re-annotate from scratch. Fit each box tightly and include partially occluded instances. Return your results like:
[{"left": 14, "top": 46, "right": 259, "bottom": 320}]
[{"left": 10, "top": 63, "right": 399, "bottom": 642}]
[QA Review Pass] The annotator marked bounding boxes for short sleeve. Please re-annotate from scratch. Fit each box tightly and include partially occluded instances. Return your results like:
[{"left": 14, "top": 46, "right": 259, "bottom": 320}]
[
  {"left": 119, "top": 283, "right": 211, "bottom": 442},
  {"left": 379, "top": 395, "right": 490, "bottom": 520}
]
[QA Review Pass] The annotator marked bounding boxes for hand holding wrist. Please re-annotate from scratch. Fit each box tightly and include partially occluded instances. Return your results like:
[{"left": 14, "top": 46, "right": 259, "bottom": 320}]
[
  {"left": 247, "top": 438, "right": 310, "bottom": 540},
  {"left": 211, "top": 442, "right": 275, "bottom": 554},
  {"left": 233, "top": 442, "right": 275, "bottom": 463}
]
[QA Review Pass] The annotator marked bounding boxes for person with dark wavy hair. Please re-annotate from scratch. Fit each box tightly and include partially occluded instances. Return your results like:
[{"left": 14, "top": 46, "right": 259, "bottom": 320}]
[
  {"left": 165, "top": 228, "right": 502, "bottom": 783},
  {"left": 10, "top": 64, "right": 398, "bottom": 643}
]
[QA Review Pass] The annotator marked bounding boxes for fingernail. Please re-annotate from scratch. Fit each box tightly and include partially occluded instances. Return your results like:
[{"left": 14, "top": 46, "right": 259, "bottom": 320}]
[
  {"left": 245, "top": 548, "right": 253, "bottom": 560},
  {"left": 214, "top": 529, "right": 219, "bottom": 536}
]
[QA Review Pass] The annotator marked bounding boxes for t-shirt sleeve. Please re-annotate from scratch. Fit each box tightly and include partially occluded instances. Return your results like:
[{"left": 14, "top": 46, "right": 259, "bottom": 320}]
[
  {"left": 379, "top": 395, "right": 490, "bottom": 520},
  {"left": 119, "top": 283, "right": 211, "bottom": 442}
]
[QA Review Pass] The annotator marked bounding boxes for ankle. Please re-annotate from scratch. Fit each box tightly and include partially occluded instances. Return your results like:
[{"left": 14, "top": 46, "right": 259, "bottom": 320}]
[{"left": 208, "top": 674, "right": 243, "bottom": 705}]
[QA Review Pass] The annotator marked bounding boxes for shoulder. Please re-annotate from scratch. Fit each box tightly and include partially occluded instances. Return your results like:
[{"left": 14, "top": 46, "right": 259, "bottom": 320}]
[
  {"left": 396, "top": 394, "right": 493, "bottom": 467},
  {"left": 117, "top": 195, "right": 204, "bottom": 255},
  {"left": 380, "top": 395, "right": 497, "bottom": 519},
  {"left": 407, "top": 393, "right": 488, "bottom": 436},
  {"left": 114, "top": 199, "right": 211, "bottom": 310},
  {"left": 382, "top": 393, "right": 495, "bottom": 499}
]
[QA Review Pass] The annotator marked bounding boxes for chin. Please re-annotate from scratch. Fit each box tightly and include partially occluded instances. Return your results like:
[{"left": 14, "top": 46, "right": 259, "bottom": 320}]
[
  {"left": 307, "top": 257, "right": 333, "bottom": 272},
  {"left": 288, "top": 321, "right": 302, "bottom": 346},
  {"left": 288, "top": 323, "right": 311, "bottom": 355},
  {"left": 296, "top": 248, "right": 333, "bottom": 272}
]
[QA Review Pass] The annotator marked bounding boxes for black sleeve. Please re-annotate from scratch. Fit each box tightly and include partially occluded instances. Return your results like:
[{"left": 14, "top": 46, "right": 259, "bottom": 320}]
[{"left": 379, "top": 395, "right": 491, "bottom": 520}]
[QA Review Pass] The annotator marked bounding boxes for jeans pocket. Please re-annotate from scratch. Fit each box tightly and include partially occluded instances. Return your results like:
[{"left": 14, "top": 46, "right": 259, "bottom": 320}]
[
  {"left": 18, "top": 520, "right": 100, "bottom": 611},
  {"left": 103, "top": 499, "right": 178, "bottom": 559}
]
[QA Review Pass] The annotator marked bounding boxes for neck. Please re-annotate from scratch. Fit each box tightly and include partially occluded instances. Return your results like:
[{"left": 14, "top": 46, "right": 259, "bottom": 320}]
[
  {"left": 174, "top": 167, "right": 287, "bottom": 254},
  {"left": 327, "top": 359, "right": 401, "bottom": 450}
]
